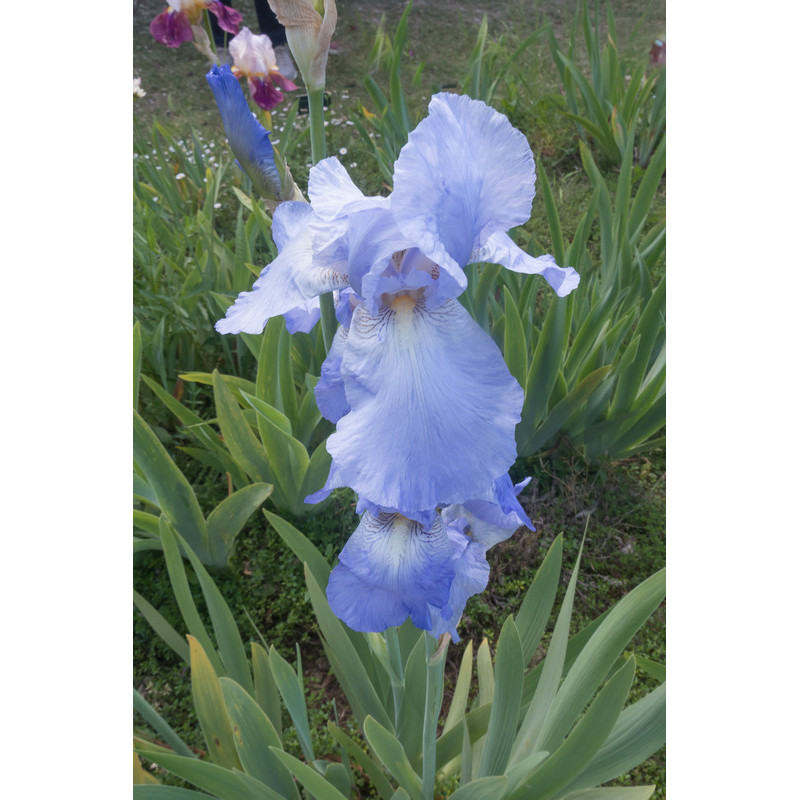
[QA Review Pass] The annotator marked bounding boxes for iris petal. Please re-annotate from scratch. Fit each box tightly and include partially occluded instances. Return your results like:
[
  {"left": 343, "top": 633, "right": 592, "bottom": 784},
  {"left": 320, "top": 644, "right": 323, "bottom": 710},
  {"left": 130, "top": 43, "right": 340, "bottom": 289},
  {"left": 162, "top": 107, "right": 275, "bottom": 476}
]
[
  {"left": 427, "top": 531, "right": 490, "bottom": 642},
  {"left": 442, "top": 473, "right": 533, "bottom": 549},
  {"left": 342, "top": 209, "right": 410, "bottom": 304},
  {"left": 471, "top": 231, "right": 580, "bottom": 298},
  {"left": 308, "top": 157, "right": 387, "bottom": 220},
  {"left": 315, "top": 325, "right": 350, "bottom": 423},
  {"left": 206, "top": 0, "right": 242, "bottom": 34},
  {"left": 282, "top": 300, "right": 320, "bottom": 334},
  {"left": 249, "top": 76, "right": 285, "bottom": 111},
  {"left": 391, "top": 92, "right": 537, "bottom": 282},
  {"left": 215, "top": 201, "right": 348, "bottom": 335},
  {"left": 206, "top": 64, "right": 281, "bottom": 200},
  {"left": 321, "top": 298, "right": 523, "bottom": 515},
  {"left": 150, "top": 10, "right": 193, "bottom": 47},
  {"left": 326, "top": 512, "right": 455, "bottom": 632}
]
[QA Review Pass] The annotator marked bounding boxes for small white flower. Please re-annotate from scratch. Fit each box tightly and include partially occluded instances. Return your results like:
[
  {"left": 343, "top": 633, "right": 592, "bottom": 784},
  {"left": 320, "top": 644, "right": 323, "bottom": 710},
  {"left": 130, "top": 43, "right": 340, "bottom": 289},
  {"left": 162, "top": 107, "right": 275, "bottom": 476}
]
[
  {"left": 133, "top": 77, "right": 146, "bottom": 98},
  {"left": 214, "top": 202, "right": 222, "bottom": 209},
  {"left": 339, "top": 147, "right": 347, "bottom": 155},
  {"left": 176, "top": 172, "right": 186, "bottom": 180},
  {"left": 350, "top": 162, "right": 357, "bottom": 168}
]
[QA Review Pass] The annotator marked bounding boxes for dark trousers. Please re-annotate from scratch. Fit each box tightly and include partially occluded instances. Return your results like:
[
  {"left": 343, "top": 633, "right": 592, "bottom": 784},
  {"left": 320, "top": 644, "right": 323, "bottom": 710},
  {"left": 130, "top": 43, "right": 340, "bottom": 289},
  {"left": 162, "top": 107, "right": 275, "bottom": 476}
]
[{"left": 211, "top": 1, "right": 287, "bottom": 47}]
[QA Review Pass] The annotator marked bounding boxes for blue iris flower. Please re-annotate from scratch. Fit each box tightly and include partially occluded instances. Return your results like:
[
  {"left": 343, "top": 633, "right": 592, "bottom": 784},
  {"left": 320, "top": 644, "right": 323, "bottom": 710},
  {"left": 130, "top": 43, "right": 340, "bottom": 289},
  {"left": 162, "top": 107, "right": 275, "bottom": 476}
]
[
  {"left": 215, "top": 92, "right": 579, "bottom": 635},
  {"left": 328, "top": 476, "right": 532, "bottom": 638},
  {"left": 206, "top": 64, "right": 283, "bottom": 201}
]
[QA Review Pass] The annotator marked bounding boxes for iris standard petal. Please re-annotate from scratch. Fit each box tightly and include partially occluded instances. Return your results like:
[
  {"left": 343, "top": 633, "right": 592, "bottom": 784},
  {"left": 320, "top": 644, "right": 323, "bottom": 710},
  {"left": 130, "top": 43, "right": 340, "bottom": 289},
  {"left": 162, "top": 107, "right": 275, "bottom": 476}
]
[
  {"left": 427, "top": 530, "right": 490, "bottom": 642},
  {"left": 391, "top": 92, "right": 537, "bottom": 281},
  {"left": 229, "top": 25, "right": 277, "bottom": 75},
  {"left": 326, "top": 511, "right": 455, "bottom": 632},
  {"left": 323, "top": 297, "right": 524, "bottom": 515},
  {"left": 471, "top": 231, "right": 580, "bottom": 298},
  {"left": 206, "top": 64, "right": 281, "bottom": 200},
  {"left": 309, "top": 157, "right": 377, "bottom": 219}
]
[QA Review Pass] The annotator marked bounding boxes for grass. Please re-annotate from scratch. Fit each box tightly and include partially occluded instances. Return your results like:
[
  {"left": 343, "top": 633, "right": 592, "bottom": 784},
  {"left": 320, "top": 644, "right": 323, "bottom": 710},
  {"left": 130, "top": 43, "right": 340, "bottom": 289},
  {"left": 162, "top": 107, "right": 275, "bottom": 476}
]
[{"left": 134, "top": 0, "right": 666, "bottom": 795}]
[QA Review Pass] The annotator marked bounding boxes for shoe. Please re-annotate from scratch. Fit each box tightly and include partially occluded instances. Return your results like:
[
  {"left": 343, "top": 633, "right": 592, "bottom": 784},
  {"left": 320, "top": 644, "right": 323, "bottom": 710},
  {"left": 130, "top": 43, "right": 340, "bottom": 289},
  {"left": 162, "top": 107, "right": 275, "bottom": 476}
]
[{"left": 273, "top": 44, "right": 297, "bottom": 80}]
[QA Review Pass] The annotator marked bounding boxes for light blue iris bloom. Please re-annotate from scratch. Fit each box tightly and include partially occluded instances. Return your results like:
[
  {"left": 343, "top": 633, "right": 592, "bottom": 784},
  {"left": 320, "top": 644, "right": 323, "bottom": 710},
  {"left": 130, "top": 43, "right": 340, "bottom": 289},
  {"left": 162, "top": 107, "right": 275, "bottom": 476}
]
[
  {"left": 206, "top": 64, "right": 283, "bottom": 202},
  {"left": 214, "top": 92, "right": 579, "bottom": 635},
  {"left": 328, "top": 476, "right": 532, "bottom": 637}
]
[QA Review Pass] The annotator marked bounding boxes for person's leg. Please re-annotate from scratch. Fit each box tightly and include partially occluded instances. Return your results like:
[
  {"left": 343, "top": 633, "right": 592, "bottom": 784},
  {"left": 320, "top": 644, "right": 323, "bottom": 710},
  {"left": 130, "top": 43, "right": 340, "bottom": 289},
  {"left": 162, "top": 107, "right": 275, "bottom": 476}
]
[{"left": 253, "top": 0, "right": 286, "bottom": 46}]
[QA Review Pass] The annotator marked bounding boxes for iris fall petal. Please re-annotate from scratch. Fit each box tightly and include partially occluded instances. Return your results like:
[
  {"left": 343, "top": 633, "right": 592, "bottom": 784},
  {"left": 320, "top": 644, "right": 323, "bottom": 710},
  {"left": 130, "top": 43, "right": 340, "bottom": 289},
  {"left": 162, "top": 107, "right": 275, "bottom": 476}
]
[
  {"left": 326, "top": 511, "right": 455, "bottom": 632},
  {"left": 322, "top": 297, "right": 524, "bottom": 515},
  {"left": 427, "top": 531, "right": 490, "bottom": 642}
]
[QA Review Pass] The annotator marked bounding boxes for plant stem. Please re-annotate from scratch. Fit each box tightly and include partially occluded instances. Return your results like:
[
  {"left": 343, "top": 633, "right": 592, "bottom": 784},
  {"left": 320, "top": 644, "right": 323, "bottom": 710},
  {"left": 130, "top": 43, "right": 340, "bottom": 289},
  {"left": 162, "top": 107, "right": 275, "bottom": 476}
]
[
  {"left": 307, "top": 86, "right": 337, "bottom": 351},
  {"left": 308, "top": 88, "right": 327, "bottom": 163},
  {"left": 202, "top": 11, "right": 220, "bottom": 64}
]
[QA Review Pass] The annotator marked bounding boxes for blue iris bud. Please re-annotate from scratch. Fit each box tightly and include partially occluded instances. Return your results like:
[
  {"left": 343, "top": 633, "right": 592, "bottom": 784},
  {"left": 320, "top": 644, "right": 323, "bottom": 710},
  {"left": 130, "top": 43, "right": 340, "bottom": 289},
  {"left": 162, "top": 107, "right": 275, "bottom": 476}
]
[{"left": 206, "top": 64, "right": 282, "bottom": 200}]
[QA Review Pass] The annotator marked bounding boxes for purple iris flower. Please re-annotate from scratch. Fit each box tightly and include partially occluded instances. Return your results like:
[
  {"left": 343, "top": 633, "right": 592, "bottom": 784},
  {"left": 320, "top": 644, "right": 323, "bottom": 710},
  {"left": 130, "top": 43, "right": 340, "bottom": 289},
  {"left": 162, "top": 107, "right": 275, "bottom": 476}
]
[
  {"left": 214, "top": 92, "right": 578, "bottom": 635},
  {"left": 150, "top": 1, "right": 242, "bottom": 49}
]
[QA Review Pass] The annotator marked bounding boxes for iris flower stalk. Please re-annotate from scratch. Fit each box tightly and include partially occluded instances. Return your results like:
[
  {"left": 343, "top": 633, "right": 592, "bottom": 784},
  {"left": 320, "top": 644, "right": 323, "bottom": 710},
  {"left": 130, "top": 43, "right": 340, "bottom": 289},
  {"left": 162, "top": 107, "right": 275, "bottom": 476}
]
[{"left": 212, "top": 89, "right": 580, "bottom": 638}]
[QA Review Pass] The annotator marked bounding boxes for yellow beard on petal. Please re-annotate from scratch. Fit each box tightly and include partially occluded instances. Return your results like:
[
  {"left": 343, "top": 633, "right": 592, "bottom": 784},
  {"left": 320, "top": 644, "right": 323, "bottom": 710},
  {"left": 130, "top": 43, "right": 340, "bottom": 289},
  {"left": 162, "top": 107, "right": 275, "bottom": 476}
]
[{"left": 390, "top": 293, "right": 423, "bottom": 351}]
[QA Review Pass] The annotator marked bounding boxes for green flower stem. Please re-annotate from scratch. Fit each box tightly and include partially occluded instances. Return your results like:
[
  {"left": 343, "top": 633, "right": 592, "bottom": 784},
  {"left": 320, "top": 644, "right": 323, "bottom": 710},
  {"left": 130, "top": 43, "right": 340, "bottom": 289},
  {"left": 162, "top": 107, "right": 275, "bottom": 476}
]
[
  {"left": 308, "top": 86, "right": 337, "bottom": 351},
  {"left": 422, "top": 634, "right": 449, "bottom": 799},
  {"left": 308, "top": 88, "right": 328, "bottom": 163},
  {"left": 202, "top": 11, "right": 219, "bottom": 64}
]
